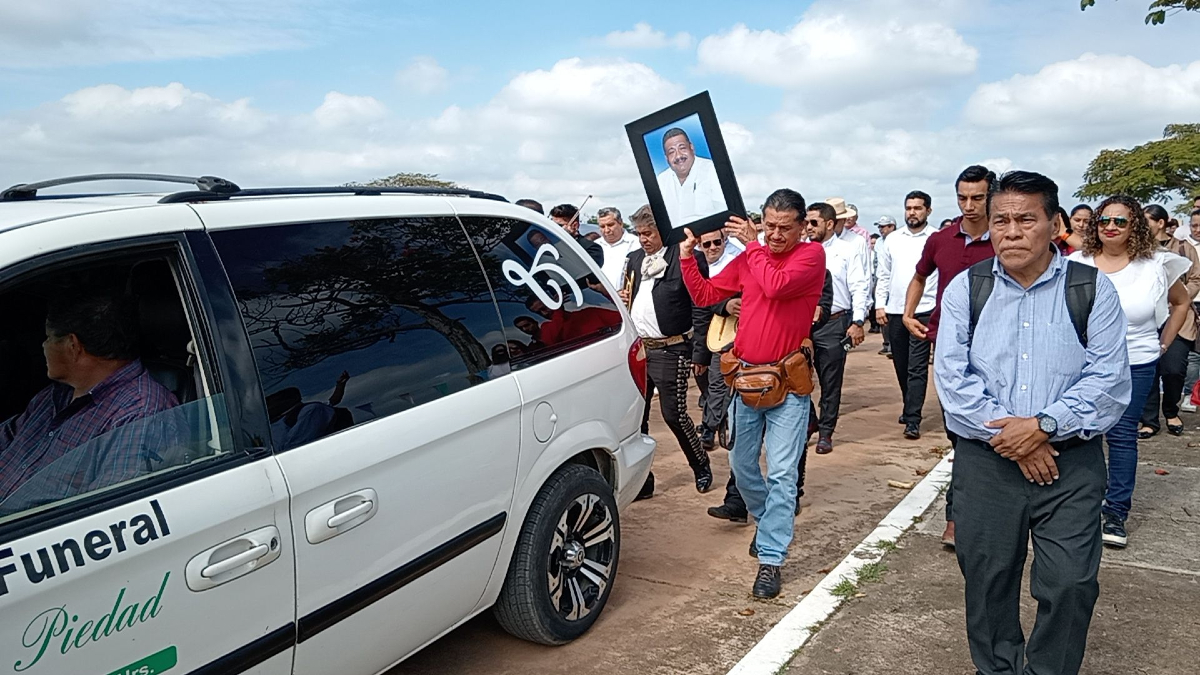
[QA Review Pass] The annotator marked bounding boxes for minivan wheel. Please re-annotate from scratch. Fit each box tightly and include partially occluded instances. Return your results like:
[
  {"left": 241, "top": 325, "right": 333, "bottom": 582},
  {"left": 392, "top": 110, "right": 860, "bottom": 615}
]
[{"left": 493, "top": 463, "right": 620, "bottom": 645}]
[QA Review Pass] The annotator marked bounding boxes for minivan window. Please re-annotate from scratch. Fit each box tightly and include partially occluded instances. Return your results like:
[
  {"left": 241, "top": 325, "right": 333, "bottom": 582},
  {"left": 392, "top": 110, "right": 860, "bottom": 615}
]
[
  {"left": 0, "top": 256, "right": 231, "bottom": 525},
  {"left": 459, "top": 216, "right": 622, "bottom": 367},
  {"left": 211, "top": 217, "right": 510, "bottom": 451}
]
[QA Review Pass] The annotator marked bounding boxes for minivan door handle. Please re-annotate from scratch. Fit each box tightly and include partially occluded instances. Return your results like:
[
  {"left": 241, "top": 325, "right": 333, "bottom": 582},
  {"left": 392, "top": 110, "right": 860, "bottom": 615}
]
[
  {"left": 305, "top": 488, "right": 379, "bottom": 545},
  {"left": 186, "top": 525, "right": 281, "bottom": 592}
]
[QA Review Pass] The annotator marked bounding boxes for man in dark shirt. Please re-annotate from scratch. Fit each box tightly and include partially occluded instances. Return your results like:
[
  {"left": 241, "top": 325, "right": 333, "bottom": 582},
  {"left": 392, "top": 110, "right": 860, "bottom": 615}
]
[
  {"left": 549, "top": 203, "right": 605, "bottom": 267},
  {"left": 0, "top": 293, "right": 178, "bottom": 512},
  {"left": 902, "top": 164, "right": 996, "bottom": 549}
]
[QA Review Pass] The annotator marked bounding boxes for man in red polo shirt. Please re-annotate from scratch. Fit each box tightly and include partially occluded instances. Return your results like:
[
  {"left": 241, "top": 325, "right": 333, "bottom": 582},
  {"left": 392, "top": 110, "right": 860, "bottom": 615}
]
[
  {"left": 680, "top": 188, "right": 825, "bottom": 600},
  {"left": 902, "top": 164, "right": 995, "bottom": 549}
]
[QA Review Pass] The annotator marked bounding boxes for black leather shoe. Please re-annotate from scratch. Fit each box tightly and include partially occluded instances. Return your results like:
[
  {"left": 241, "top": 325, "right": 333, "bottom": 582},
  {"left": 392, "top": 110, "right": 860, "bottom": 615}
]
[
  {"left": 795, "top": 498, "right": 802, "bottom": 516},
  {"left": 707, "top": 504, "right": 748, "bottom": 523},
  {"left": 635, "top": 472, "right": 655, "bottom": 501},
  {"left": 904, "top": 423, "right": 921, "bottom": 440},
  {"left": 752, "top": 564, "right": 782, "bottom": 599},
  {"left": 695, "top": 467, "right": 714, "bottom": 494},
  {"left": 749, "top": 530, "right": 758, "bottom": 558},
  {"left": 815, "top": 435, "right": 833, "bottom": 455}
]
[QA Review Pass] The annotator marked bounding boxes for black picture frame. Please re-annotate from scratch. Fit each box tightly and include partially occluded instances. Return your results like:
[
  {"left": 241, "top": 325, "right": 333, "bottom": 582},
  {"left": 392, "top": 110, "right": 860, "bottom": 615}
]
[{"left": 625, "top": 91, "right": 746, "bottom": 245}]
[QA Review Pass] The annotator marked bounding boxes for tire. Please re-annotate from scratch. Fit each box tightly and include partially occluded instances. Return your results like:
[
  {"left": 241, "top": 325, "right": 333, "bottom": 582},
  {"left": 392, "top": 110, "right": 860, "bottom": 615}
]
[{"left": 493, "top": 463, "right": 620, "bottom": 645}]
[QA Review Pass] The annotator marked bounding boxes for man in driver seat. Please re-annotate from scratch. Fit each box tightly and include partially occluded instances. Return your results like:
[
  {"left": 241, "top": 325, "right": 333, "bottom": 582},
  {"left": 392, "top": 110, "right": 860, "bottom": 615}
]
[{"left": 0, "top": 292, "right": 178, "bottom": 507}]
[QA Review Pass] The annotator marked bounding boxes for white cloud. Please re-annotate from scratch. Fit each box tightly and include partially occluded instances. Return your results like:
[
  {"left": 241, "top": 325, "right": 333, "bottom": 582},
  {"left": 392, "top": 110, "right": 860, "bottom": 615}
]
[
  {"left": 602, "top": 23, "right": 693, "bottom": 50},
  {"left": 395, "top": 56, "right": 450, "bottom": 95},
  {"left": 964, "top": 53, "right": 1200, "bottom": 145},
  {"left": 696, "top": 9, "right": 977, "bottom": 105},
  {"left": 313, "top": 92, "right": 387, "bottom": 128},
  {"left": 0, "top": 0, "right": 316, "bottom": 68}
]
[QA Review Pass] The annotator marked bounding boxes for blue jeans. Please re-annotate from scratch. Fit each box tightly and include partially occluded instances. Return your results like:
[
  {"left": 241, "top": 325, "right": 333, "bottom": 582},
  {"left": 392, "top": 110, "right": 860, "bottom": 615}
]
[
  {"left": 730, "top": 393, "right": 810, "bottom": 566},
  {"left": 1103, "top": 361, "right": 1158, "bottom": 522}
]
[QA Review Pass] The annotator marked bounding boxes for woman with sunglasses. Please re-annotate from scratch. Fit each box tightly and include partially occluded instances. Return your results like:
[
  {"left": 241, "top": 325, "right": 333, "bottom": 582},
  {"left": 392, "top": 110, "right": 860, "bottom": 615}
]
[
  {"left": 1139, "top": 204, "right": 1200, "bottom": 439},
  {"left": 1068, "top": 196, "right": 1192, "bottom": 548}
]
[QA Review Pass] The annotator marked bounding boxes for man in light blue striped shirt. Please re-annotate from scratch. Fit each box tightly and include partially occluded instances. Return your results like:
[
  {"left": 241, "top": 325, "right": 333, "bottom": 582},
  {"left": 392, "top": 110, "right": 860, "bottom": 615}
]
[{"left": 934, "top": 171, "right": 1130, "bottom": 675}]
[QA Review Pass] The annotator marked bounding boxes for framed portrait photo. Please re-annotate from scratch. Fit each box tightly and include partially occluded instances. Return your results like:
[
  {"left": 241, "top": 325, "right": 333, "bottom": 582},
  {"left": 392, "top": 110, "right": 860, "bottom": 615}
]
[{"left": 625, "top": 91, "right": 746, "bottom": 244}]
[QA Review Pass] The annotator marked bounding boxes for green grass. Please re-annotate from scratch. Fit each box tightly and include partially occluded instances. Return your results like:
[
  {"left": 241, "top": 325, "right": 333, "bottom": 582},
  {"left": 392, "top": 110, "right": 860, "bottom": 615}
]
[
  {"left": 830, "top": 578, "right": 858, "bottom": 600},
  {"left": 856, "top": 561, "right": 888, "bottom": 584},
  {"left": 874, "top": 540, "right": 899, "bottom": 553}
]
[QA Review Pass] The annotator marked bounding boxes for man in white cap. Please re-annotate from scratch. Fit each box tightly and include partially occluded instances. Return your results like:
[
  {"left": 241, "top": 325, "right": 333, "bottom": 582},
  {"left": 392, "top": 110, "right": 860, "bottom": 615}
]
[
  {"left": 845, "top": 203, "right": 872, "bottom": 242},
  {"left": 872, "top": 216, "right": 898, "bottom": 354}
]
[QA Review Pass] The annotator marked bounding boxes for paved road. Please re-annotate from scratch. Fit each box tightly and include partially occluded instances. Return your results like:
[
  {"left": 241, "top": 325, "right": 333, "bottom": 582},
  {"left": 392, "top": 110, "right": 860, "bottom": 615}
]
[{"left": 394, "top": 333, "right": 946, "bottom": 675}]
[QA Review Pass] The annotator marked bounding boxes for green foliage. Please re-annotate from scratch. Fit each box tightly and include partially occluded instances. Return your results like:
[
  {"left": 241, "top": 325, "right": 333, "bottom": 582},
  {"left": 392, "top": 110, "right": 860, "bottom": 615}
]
[
  {"left": 1076, "top": 124, "right": 1200, "bottom": 213},
  {"left": 856, "top": 562, "right": 888, "bottom": 584},
  {"left": 830, "top": 578, "right": 858, "bottom": 600},
  {"left": 874, "top": 540, "right": 899, "bottom": 553},
  {"left": 1080, "top": 0, "right": 1200, "bottom": 25},
  {"left": 349, "top": 172, "right": 459, "bottom": 189}
]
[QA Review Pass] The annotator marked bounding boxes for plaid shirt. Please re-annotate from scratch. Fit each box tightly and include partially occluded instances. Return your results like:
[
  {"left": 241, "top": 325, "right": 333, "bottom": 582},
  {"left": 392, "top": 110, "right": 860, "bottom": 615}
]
[{"left": 0, "top": 360, "right": 178, "bottom": 511}]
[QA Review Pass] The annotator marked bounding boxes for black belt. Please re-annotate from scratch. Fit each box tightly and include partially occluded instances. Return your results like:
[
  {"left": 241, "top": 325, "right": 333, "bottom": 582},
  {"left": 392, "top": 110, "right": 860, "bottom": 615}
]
[{"left": 1052, "top": 436, "right": 1091, "bottom": 451}]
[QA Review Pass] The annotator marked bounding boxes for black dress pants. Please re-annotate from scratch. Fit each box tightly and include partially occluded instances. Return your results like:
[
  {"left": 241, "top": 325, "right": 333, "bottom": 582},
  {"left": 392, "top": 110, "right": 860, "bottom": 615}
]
[
  {"left": 954, "top": 436, "right": 1105, "bottom": 675},
  {"left": 1140, "top": 335, "right": 1194, "bottom": 430},
  {"left": 811, "top": 313, "right": 850, "bottom": 437},
  {"left": 886, "top": 312, "right": 931, "bottom": 425},
  {"left": 641, "top": 343, "right": 708, "bottom": 474}
]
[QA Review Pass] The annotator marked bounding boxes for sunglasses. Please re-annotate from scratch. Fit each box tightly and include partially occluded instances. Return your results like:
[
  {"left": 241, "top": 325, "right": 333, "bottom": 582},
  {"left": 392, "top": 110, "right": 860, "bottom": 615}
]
[
  {"left": 699, "top": 240, "right": 724, "bottom": 249},
  {"left": 1098, "top": 216, "right": 1130, "bottom": 228},
  {"left": 805, "top": 219, "right": 824, "bottom": 227}
]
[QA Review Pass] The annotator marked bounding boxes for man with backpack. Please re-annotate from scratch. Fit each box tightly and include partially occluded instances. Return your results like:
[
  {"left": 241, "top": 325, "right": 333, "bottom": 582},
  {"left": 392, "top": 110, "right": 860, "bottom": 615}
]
[{"left": 933, "top": 171, "right": 1131, "bottom": 675}]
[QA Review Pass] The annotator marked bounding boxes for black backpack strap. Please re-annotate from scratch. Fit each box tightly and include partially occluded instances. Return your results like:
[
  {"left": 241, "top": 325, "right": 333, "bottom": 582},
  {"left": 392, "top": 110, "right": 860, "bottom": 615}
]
[
  {"left": 1064, "top": 261, "right": 1097, "bottom": 348},
  {"left": 967, "top": 259, "right": 995, "bottom": 345}
]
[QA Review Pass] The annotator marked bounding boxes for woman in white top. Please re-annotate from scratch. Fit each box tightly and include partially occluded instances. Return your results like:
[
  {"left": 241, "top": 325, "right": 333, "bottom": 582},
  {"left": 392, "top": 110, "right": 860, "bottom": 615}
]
[{"left": 1067, "top": 195, "right": 1192, "bottom": 549}]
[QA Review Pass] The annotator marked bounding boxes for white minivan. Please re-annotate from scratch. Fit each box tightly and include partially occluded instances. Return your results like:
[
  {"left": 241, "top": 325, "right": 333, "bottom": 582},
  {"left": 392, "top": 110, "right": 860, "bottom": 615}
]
[{"left": 0, "top": 175, "right": 654, "bottom": 674}]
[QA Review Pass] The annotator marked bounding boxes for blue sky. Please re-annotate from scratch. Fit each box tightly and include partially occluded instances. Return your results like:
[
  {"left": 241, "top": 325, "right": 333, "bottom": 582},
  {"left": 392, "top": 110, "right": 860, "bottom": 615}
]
[{"left": 1, "top": 0, "right": 1197, "bottom": 229}]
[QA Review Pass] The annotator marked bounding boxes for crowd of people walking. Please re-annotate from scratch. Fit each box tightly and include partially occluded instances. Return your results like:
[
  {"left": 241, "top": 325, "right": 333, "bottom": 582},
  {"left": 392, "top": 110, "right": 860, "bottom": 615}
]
[{"left": 520, "top": 170, "right": 1200, "bottom": 675}]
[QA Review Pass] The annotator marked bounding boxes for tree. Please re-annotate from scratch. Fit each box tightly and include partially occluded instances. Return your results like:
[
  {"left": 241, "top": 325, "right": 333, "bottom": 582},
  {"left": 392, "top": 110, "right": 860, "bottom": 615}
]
[
  {"left": 235, "top": 215, "right": 515, "bottom": 389},
  {"left": 347, "top": 172, "right": 459, "bottom": 188},
  {"left": 1076, "top": 124, "right": 1200, "bottom": 213},
  {"left": 1080, "top": 0, "right": 1200, "bottom": 25}
]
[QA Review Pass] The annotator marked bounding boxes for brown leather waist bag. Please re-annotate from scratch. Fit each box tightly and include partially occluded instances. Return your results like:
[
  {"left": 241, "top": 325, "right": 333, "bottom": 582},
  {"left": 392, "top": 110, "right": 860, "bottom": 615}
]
[{"left": 720, "top": 340, "right": 816, "bottom": 410}]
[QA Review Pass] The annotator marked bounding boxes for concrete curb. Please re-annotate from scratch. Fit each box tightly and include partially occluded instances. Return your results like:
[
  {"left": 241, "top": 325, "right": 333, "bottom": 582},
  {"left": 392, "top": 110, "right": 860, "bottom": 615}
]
[{"left": 725, "top": 451, "right": 954, "bottom": 675}]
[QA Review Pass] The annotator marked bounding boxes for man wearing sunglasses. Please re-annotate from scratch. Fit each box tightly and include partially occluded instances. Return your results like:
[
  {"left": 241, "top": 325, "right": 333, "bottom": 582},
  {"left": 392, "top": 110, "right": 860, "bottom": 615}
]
[
  {"left": 692, "top": 230, "right": 744, "bottom": 450},
  {"left": 804, "top": 202, "right": 869, "bottom": 455}
]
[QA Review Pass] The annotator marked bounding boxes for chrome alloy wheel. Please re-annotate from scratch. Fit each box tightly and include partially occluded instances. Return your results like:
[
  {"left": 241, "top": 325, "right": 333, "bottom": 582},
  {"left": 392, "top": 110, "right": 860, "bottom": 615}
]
[{"left": 547, "top": 493, "right": 616, "bottom": 621}]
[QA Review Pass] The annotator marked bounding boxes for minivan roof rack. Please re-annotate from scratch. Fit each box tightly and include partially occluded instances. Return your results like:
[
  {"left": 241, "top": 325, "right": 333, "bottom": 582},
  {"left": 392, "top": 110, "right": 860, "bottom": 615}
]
[
  {"left": 157, "top": 185, "right": 508, "bottom": 204},
  {"left": 1, "top": 174, "right": 240, "bottom": 201}
]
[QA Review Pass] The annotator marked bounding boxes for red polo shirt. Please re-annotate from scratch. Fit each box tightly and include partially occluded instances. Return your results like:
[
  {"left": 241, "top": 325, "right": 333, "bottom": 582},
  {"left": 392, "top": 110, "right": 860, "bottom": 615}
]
[
  {"left": 681, "top": 241, "right": 825, "bottom": 365},
  {"left": 914, "top": 216, "right": 996, "bottom": 342}
]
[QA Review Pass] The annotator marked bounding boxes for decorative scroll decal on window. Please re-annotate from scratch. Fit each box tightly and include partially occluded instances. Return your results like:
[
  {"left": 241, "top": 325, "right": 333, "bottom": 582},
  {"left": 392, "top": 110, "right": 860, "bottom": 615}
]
[{"left": 501, "top": 244, "right": 584, "bottom": 311}]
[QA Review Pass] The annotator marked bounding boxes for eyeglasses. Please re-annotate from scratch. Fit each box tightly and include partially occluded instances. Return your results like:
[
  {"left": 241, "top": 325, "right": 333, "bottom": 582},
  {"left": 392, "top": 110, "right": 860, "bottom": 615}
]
[
  {"left": 1098, "top": 216, "right": 1131, "bottom": 229},
  {"left": 699, "top": 240, "right": 724, "bottom": 249},
  {"left": 805, "top": 219, "right": 823, "bottom": 227}
]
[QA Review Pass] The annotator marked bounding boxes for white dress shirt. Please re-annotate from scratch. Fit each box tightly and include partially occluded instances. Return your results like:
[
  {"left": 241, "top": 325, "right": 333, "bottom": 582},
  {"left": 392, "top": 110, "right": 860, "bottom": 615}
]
[
  {"left": 630, "top": 251, "right": 666, "bottom": 339},
  {"left": 822, "top": 234, "right": 870, "bottom": 322},
  {"left": 875, "top": 225, "right": 937, "bottom": 315},
  {"left": 656, "top": 156, "right": 725, "bottom": 227},
  {"left": 598, "top": 231, "right": 641, "bottom": 286}
]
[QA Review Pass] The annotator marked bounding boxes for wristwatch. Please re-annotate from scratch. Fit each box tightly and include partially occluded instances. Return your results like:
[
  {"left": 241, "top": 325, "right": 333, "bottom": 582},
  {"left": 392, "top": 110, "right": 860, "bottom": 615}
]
[
  {"left": 852, "top": 319, "right": 865, "bottom": 327},
  {"left": 1035, "top": 413, "right": 1058, "bottom": 437}
]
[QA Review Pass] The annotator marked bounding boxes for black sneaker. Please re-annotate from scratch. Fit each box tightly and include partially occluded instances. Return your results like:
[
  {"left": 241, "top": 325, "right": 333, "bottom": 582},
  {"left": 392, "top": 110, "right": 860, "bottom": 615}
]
[
  {"left": 1102, "top": 513, "right": 1128, "bottom": 548},
  {"left": 707, "top": 504, "right": 748, "bottom": 523},
  {"left": 904, "top": 423, "right": 921, "bottom": 440},
  {"left": 695, "top": 467, "right": 714, "bottom": 494},
  {"left": 752, "top": 564, "right": 782, "bottom": 599}
]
